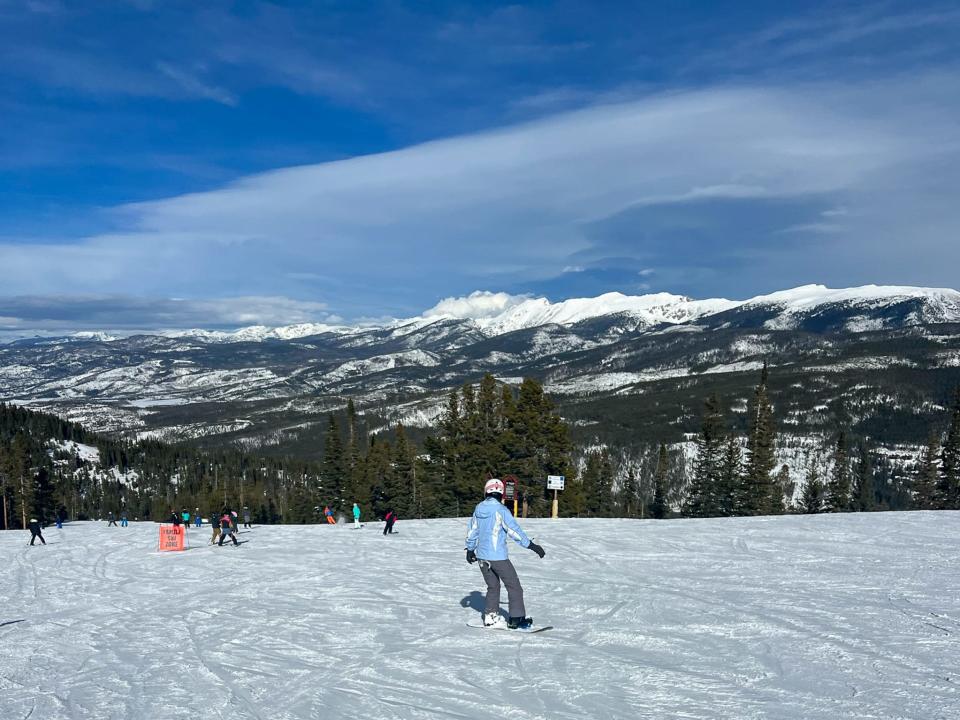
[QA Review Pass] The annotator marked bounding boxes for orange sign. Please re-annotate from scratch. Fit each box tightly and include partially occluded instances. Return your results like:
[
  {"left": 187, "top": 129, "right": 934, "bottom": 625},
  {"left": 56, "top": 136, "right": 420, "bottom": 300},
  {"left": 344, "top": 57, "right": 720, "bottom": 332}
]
[{"left": 158, "top": 525, "right": 186, "bottom": 552}]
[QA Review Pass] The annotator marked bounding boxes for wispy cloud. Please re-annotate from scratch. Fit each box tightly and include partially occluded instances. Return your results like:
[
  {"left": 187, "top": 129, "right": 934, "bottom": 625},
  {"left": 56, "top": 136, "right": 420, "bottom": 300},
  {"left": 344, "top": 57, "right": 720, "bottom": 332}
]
[
  {"left": 0, "top": 295, "right": 333, "bottom": 332},
  {"left": 0, "top": 73, "right": 957, "bottom": 329}
]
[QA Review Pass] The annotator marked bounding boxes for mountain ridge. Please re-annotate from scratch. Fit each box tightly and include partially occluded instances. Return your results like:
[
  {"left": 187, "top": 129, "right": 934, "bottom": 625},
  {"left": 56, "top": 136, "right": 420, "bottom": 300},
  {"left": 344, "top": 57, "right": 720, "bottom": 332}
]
[{"left": 10, "top": 283, "right": 960, "bottom": 346}]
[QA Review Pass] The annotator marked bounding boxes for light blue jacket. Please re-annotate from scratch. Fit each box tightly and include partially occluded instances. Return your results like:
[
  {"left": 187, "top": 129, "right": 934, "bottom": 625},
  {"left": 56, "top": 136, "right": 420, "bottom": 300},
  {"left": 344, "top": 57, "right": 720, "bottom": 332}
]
[
  {"left": 465, "top": 498, "right": 532, "bottom": 561},
  {"left": 353, "top": 504, "right": 361, "bottom": 519}
]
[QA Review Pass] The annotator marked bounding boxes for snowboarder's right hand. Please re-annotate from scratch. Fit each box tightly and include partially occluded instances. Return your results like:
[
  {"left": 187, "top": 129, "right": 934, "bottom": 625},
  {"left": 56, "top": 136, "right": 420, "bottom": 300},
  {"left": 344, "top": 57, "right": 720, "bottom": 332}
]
[
  {"left": 528, "top": 542, "right": 545, "bottom": 558},
  {"left": 466, "top": 549, "right": 477, "bottom": 564}
]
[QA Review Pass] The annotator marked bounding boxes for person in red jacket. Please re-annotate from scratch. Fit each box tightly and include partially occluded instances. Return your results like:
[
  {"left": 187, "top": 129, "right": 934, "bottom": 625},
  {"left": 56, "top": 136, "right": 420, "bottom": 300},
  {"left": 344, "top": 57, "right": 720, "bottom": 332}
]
[
  {"left": 383, "top": 509, "right": 397, "bottom": 535},
  {"left": 218, "top": 512, "right": 239, "bottom": 546}
]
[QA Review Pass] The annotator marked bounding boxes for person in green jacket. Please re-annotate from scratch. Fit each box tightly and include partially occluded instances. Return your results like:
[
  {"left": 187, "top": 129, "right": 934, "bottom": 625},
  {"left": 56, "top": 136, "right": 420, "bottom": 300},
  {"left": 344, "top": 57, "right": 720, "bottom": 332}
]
[{"left": 352, "top": 503, "right": 362, "bottom": 529}]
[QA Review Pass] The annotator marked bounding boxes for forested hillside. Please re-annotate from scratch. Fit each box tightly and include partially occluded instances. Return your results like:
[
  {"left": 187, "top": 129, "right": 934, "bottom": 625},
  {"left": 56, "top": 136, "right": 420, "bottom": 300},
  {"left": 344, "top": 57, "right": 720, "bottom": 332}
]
[{"left": 3, "top": 370, "right": 959, "bottom": 530}]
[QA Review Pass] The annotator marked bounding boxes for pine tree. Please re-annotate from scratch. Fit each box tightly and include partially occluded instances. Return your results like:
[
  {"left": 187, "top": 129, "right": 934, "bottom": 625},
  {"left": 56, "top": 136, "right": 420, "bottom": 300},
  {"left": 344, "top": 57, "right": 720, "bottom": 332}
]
[
  {"left": 651, "top": 443, "right": 669, "bottom": 519},
  {"left": 854, "top": 442, "right": 876, "bottom": 512},
  {"left": 825, "top": 432, "right": 851, "bottom": 512},
  {"left": 717, "top": 436, "right": 741, "bottom": 516},
  {"left": 913, "top": 431, "right": 940, "bottom": 510},
  {"left": 620, "top": 466, "right": 640, "bottom": 517},
  {"left": 937, "top": 387, "right": 960, "bottom": 510},
  {"left": 799, "top": 465, "right": 823, "bottom": 514},
  {"left": 321, "top": 414, "right": 345, "bottom": 510},
  {"left": 740, "top": 364, "right": 778, "bottom": 515},
  {"left": 581, "top": 451, "right": 614, "bottom": 516},
  {"left": 685, "top": 395, "right": 725, "bottom": 517}
]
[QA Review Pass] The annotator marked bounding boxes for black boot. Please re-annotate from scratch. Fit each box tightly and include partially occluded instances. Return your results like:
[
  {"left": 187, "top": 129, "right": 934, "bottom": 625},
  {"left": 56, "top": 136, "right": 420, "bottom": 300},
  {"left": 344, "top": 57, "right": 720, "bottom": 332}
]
[{"left": 508, "top": 617, "right": 533, "bottom": 630}]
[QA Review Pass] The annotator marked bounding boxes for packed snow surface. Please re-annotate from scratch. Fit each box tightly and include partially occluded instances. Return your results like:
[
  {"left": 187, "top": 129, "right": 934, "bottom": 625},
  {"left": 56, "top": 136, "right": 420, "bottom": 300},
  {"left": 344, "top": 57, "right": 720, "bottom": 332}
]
[{"left": 1, "top": 513, "right": 958, "bottom": 719}]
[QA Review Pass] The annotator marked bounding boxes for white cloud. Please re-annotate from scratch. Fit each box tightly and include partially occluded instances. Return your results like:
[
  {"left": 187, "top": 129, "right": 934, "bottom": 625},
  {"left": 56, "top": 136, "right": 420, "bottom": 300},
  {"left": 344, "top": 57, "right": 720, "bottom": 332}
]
[
  {"left": 1, "top": 74, "right": 959, "bottom": 321},
  {"left": 423, "top": 291, "right": 530, "bottom": 320}
]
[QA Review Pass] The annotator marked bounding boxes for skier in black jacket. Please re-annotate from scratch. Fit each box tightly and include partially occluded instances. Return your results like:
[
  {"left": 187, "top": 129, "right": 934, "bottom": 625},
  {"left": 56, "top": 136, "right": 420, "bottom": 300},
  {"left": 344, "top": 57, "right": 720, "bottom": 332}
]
[{"left": 28, "top": 518, "right": 46, "bottom": 545}]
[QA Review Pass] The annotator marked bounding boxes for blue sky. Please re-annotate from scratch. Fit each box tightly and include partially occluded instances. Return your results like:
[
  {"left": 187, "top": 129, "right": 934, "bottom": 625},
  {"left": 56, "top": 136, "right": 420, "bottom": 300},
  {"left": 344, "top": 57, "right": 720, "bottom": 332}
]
[{"left": 1, "top": 0, "right": 959, "bottom": 332}]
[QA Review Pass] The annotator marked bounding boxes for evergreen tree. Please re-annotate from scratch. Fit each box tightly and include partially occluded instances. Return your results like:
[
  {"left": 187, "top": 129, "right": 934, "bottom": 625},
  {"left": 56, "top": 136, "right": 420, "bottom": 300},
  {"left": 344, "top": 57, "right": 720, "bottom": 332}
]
[
  {"left": 685, "top": 395, "right": 726, "bottom": 517},
  {"left": 321, "top": 414, "right": 345, "bottom": 510},
  {"left": 937, "top": 387, "right": 960, "bottom": 510},
  {"left": 854, "top": 442, "right": 876, "bottom": 512},
  {"left": 620, "top": 466, "right": 640, "bottom": 517},
  {"left": 799, "top": 465, "right": 823, "bottom": 514},
  {"left": 825, "top": 432, "right": 851, "bottom": 512},
  {"left": 387, "top": 424, "right": 416, "bottom": 517},
  {"left": 717, "top": 436, "right": 741, "bottom": 516},
  {"left": 913, "top": 431, "right": 940, "bottom": 510},
  {"left": 739, "top": 364, "right": 778, "bottom": 515},
  {"left": 651, "top": 443, "right": 669, "bottom": 519}
]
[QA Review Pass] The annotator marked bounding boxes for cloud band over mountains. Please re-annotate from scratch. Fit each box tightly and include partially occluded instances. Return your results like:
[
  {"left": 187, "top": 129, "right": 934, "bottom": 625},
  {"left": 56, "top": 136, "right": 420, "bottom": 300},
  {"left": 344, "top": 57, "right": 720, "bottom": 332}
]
[{"left": 2, "top": 74, "right": 959, "bottom": 331}]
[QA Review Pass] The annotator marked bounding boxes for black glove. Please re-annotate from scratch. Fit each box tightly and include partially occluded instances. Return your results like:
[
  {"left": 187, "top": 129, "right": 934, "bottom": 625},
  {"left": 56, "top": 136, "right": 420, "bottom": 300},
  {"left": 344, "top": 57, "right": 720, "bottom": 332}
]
[
  {"left": 466, "top": 549, "right": 477, "bottom": 564},
  {"left": 528, "top": 542, "right": 545, "bottom": 558}
]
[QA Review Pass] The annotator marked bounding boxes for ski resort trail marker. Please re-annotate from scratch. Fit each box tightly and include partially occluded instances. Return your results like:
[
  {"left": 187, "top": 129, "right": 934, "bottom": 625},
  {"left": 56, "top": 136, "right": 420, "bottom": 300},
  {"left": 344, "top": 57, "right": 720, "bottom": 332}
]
[{"left": 158, "top": 525, "right": 186, "bottom": 552}]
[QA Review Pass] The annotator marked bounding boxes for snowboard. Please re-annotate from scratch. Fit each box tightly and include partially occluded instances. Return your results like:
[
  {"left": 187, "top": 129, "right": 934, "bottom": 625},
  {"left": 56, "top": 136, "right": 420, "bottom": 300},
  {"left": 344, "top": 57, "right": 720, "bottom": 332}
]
[{"left": 466, "top": 619, "right": 553, "bottom": 634}]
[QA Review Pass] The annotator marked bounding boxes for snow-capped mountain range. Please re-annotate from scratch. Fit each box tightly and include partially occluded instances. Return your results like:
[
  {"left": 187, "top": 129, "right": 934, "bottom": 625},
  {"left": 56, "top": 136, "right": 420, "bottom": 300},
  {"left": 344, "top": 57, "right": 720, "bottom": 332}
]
[
  {"left": 42, "top": 284, "right": 960, "bottom": 344},
  {"left": 2, "top": 283, "right": 959, "bottom": 453}
]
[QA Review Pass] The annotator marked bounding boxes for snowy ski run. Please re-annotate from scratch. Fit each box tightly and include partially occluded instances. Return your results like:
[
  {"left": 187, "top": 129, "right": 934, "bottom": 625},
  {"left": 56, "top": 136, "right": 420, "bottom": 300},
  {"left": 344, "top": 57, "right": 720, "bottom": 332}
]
[{"left": 1, "top": 512, "right": 958, "bottom": 719}]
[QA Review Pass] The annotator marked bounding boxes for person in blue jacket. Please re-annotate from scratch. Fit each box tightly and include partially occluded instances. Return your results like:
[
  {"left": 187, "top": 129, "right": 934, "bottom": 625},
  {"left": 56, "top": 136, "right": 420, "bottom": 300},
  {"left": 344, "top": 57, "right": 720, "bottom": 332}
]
[{"left": 465, "top": 478, "right": 545, "bottom": 629}]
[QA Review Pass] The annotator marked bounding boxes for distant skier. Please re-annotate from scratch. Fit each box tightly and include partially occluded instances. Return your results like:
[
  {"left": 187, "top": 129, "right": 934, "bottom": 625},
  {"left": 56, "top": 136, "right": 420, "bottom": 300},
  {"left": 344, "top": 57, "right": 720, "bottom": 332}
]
[
  {"left": 107, "top": 511, "right": 118, "bottom": 527},
  {"left": 383, "top": 509, "right": 397, "bottom": 535},
  {"left": 181, "top": 509, "right": 190, "bottom": 528},
  {"left": 55, "top": 515, "right": 63, "bottom": 530},
  {"left": 194, "top": 508, "right": 202, "bottom": 528},
  {"left": 169, "top": 509, "right": 181, "bottom": 527},
  {"left": 243, "top": 507, "right": 251, "bottom": 529},
  {"left": 352, "top": 503, "right": 361, "bottom": 529},
  {"left": 218, "top": 512, "right": 239, "bottom": 546},
  {"left": 230, "top": 510, "right": 239, "bottom": 532},
  {"left": 56, "top": 507, "right": 66, "bottom": 529},
  {"left": 28, "top": 518, "right": 46, "bottom": 545},
  {"left": 120, "top": 510, "right": 128, "bottom": 527},
  {"left": 324, "top": 506, "right": 336, "bottom": 525},
  {"left": 209, "top": 510, "right": 221, "bottom": 544},
  {"left": 465, "top": 478, "right": 545, "bottom": 630}
]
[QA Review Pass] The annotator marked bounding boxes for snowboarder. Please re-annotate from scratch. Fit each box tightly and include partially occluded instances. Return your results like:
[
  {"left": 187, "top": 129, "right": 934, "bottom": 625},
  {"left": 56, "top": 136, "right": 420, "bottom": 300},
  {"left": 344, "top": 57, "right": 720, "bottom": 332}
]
[
  {"left": 218, "top": 512, "right": 239, "bottom": 546},
  {"left": 352, "top": 503, "right": 361, "bottom": 529},
  {"left": 230, "top": 510, "right": 239, "bottom": 532},
  {"left": 194, "top": 508, "right": 202, "bottom": 527},
  {"left": 107, "top": 511, "right": 118, "bottom": 527},
  {"left": 169, "top": 510, "right": 181, "bottom": 527},
  {"left": 465, "top": 478, "right": 545, "bottom": 630},
  {"left": 28, "top": 518, "right": 46, "bottom": 545},
  {"left": 383, "top": 509, "right": 397, "bottom": 535},
  {"left": 120, "top": 510, "right": 128, "bottom": 527},
  {"left": 181, "top": 509, "right": 190, "bottom": 528},
  {"left": 324, "top": 506, "right": 336, "bottom": 525},
  {"left": 243, "top": 507, "right": 251, "bottom": 529}
]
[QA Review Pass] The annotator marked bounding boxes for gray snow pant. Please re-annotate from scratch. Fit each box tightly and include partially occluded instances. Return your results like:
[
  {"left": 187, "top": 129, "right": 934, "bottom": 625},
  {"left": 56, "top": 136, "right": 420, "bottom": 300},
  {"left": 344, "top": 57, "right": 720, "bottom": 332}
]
[{"left": 479, "top": 559, "right": 525, "bottom": 618}]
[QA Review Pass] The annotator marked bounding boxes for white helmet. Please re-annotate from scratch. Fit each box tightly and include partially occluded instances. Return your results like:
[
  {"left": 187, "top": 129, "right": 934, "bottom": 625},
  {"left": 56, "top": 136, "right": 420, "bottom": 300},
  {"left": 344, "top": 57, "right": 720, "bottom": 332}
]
[{"left": 484, "top": 478, "right": 505, "bottom": 495}]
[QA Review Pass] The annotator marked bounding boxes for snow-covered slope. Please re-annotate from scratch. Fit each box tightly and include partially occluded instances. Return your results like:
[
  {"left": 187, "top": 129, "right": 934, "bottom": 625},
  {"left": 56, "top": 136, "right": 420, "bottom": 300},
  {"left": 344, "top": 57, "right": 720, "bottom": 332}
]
[
  {"left": 1, "top": 513, "right": 956, "bottom": 720},
  {"left": 458, "top": 291, "right": 740, "bottom": 335}
]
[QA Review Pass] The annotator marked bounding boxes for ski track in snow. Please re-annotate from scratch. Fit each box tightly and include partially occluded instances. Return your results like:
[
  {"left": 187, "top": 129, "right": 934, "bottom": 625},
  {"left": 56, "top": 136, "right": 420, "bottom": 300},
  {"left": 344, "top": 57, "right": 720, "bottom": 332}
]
[{"left": 1, "top": 513, "right": 958, "bottom": 719}]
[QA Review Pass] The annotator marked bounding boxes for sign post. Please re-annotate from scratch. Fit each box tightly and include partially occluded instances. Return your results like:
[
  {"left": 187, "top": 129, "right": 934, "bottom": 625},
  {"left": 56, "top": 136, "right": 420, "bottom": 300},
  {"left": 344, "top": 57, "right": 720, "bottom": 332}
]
[
  {"left": 547, "top": 475, "right": 565, "bottom": 518},
  {"left": 503, "top": 475, "right": 518, "bottom": 515},
  {"left": 158, "top": 524, "right": 186, "bottom": 552}
]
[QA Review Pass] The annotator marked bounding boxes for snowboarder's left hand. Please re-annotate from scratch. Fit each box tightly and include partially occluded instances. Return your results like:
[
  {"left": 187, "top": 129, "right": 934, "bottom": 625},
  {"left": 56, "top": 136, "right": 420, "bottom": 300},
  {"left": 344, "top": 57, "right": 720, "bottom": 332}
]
[
  {"left": 528, "top": 542, "right": 545, "bottom": 558},
  {"left": 466, "top": 549, "right": 477, "bottom": 564}
]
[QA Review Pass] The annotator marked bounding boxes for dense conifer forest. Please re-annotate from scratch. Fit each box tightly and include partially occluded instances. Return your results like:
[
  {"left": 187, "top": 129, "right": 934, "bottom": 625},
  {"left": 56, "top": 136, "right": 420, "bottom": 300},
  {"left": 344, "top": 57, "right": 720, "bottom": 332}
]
[{"left": 2, "top": 372, "right": 959, "bottom": 529}]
